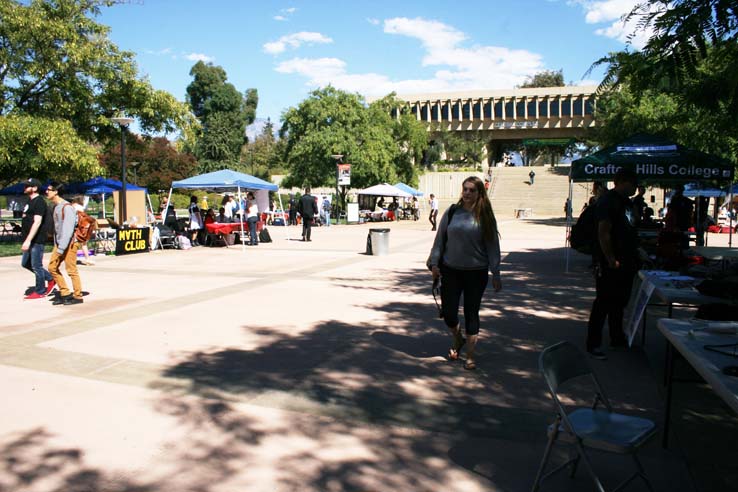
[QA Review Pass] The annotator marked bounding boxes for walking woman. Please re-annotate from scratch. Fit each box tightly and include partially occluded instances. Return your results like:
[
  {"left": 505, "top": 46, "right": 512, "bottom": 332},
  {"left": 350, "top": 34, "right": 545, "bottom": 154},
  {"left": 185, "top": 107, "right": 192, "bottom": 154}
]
[{"left": 427, "top": 176, "right": 502, "bottom": 370}]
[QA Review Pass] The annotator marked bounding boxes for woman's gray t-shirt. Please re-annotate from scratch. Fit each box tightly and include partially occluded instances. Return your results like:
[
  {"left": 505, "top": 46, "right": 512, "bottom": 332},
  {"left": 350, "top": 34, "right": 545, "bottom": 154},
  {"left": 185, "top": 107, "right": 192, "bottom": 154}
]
[{"left": 428, "top": 206, "right": 501, "bottom": 277}]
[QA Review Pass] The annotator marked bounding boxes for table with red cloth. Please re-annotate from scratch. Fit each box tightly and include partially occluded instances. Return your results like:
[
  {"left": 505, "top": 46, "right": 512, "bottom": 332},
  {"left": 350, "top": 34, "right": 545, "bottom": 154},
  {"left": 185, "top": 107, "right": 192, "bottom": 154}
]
[{"left": 205, "top": 221, "right": 263, "bottom": 235}]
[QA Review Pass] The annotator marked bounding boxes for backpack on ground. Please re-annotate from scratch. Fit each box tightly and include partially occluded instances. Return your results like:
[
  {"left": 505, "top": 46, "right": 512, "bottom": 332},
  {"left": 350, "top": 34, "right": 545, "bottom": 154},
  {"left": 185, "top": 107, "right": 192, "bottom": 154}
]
[
  {"left": 175, "top": 235, "right": 192, "bottom": 250},
  {"left": 258, "top": 228, "right": 272, "bottom": 243},
  {"left": 569, "top": 204, "right": 596, "bottom": 254},
  {"left": 74, "top": 210, "right": 98, "bottom": 243}
]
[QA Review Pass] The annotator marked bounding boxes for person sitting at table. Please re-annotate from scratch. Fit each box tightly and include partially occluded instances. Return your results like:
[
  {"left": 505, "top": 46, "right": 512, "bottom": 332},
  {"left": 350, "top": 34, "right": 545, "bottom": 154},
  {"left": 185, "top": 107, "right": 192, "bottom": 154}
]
[
  {"left": 204, "top": 209, "right": 216, "bottom": 226},
  {"left": 216, "top": 207, "right": 228, "bottom": 223},
  {"left": 377, "top": 197, "right": 385, "bottom": 210}
]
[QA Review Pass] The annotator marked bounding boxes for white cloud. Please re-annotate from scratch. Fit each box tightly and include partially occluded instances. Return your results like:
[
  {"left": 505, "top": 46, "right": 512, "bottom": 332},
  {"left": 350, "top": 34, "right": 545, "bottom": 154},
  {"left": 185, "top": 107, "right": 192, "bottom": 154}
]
[
  {"left": 145, "top": 48, "right": 172, "bottom": 56},
  {"left": 263, "top": 31, "right": 333, "bottom": 55},
  {"left": 184, "top": 52, "right": 215, "bottom": 63},
  {"left": 272, "top": 17, "right": 548, "bottom": 97},
  {"left": 273, "top": 7, "right": 297, "bottom": 21},
  {"left": 569, "top": 0, "right": 658, "bottom": 49}
]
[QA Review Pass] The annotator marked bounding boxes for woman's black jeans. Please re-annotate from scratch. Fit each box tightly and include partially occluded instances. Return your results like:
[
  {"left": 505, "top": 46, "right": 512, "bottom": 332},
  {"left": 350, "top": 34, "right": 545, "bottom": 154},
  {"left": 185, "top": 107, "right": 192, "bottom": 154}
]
[{"left": 440, "top": 265, "right": 489, "bottom": 335}]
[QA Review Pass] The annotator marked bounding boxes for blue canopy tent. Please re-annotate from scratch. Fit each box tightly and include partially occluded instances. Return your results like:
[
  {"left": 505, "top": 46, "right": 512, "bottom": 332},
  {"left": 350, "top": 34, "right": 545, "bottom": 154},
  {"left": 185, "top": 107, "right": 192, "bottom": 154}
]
[
  {"left": 66, "top": 177, "right": 147, "bottom": 195},
  {"left": 172, "top": 169, "right": 277, "bottom": 191},
  {"left": 64, "top": 177, "right": 149, "bottom": 219},
  {"left": 169, "top": 169, "right": 280, "bottom": 249},
  {"left": 393, "top": 182, "right": 424, "bottom": 197},
  {"left": 0, "top": 181, "right": 50, "bottom": 195}
]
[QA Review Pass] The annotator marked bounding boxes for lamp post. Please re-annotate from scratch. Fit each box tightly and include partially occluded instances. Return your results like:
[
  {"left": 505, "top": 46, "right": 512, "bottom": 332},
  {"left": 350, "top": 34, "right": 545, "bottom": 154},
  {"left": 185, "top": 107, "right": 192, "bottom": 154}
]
[
  {"left": 129, "top": 162, "right": 139, "bottom": 186},
  {"left": 111, "top": 116, "right": 134, "bottom": 223},
  {"left": 331, "top": 154, "right": 344, "bottom": 222}
]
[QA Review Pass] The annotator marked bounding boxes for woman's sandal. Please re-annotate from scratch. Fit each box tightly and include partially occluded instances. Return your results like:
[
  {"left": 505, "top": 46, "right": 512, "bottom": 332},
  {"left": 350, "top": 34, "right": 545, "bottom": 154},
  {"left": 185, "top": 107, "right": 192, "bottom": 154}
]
[
  {"left": 448, "top": 334, "right": 466, "bottom": 361},
  {"left": 464, "top": 359, "right": 477, "bottom": 371}
]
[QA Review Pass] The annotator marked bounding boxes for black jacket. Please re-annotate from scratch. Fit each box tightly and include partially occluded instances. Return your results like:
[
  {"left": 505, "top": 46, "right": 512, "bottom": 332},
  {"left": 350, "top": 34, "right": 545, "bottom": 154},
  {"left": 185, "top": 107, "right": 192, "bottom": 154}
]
[{"left": 298, "top": 194, "right": 318, "bottom": 219}]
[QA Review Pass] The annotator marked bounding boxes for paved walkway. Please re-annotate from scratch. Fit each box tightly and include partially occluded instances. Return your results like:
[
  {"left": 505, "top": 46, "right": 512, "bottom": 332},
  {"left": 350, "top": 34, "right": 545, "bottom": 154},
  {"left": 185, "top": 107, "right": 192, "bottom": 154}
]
[{"left": 0, "top": 218, "right": 735, "bottom": 491}]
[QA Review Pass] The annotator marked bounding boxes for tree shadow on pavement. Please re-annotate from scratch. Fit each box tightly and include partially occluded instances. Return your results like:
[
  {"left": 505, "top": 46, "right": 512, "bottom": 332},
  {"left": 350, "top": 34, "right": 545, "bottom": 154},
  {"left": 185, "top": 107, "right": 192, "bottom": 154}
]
[
  {"left": 147, "top": 247, "right": 691, "bottom": 492},
  {"left": 0, "top": 428, "right": 155, "bottom": 492}
]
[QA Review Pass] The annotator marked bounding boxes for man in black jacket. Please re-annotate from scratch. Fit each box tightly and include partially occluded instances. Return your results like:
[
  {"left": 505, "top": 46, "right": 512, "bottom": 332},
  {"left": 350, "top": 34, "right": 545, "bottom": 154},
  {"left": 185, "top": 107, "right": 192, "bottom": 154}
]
[
  {"left": 297, "top": 187, "right": 318, "bottom": 241},
  {"left": 586, "top": 168, "right": 639, "bottom": 360}
]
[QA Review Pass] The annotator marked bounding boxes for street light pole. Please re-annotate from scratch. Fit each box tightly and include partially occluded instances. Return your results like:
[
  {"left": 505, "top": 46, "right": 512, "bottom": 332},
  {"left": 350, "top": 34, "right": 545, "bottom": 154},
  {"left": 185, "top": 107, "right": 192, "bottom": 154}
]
[{"left": 111, "top": 116, "right": 134, "bottom": 224}]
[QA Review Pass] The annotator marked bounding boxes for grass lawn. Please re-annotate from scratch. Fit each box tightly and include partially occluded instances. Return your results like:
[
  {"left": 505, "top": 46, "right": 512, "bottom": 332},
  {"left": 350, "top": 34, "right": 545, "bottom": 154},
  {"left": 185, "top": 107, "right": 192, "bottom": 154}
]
[{"left": 0, "top": 243, "right": 53, "bottom": 258}]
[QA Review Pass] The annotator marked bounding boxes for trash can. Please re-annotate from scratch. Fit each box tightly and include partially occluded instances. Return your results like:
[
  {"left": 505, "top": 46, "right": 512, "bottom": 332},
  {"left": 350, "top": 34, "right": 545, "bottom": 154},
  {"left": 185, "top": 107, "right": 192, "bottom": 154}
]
[{"left": 369, "top": 228, "right": 390, "bottom": 256}]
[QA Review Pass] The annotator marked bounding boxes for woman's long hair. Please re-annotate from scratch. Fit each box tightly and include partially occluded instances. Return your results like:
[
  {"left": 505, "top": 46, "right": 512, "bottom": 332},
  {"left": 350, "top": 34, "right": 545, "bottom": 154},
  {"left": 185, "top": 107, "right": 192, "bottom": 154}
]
[{"left": 456, "top": 176, "right": 499, "bottom": 241}]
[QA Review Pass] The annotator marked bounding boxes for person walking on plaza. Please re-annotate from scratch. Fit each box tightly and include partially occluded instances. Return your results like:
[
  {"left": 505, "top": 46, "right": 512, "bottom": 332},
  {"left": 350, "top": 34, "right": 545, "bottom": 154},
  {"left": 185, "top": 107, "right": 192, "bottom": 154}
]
[
  {"left": 46, "top": 182, "right": 84, "bottom": 305},
  {"left": 20, "top": 178, "right": 54, "bottom": 299},
  {"left": 528, "top": 169, "right": 536, "bottom": 185},
  {"left": 428, "top": 176, "right": 502, "bottom": 371},
  {"left": 429, "top": 193, "right": 439, "bottom": 231},
  {"left": 322, "top": 196, "right": 331, "bottom": 227},
  {"left": 298, "top": 187, "right": 318, "bottom": 241},
  {"left": 246, "top": 192, "right": 259, "bottom": 245},
  {"left": 586, "top": 168, "right": 639, "bottom": 359}
]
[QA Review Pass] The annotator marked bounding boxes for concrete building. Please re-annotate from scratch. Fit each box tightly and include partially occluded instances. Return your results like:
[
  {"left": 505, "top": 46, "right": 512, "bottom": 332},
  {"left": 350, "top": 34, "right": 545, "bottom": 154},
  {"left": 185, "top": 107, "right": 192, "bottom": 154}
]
[{"left": 389, "top": 85, "right": 598, "bottom": 166}]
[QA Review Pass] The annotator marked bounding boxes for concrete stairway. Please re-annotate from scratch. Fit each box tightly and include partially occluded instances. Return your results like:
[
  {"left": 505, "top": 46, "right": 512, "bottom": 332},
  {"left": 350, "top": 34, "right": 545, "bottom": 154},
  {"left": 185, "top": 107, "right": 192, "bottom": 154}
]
[{"left": 487, "top": 166, "right": 592, "bottom": 218}]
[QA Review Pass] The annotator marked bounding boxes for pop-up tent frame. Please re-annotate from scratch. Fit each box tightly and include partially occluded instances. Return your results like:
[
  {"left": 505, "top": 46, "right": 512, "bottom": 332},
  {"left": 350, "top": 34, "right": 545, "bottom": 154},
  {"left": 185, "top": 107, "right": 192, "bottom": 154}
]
[
  {"left": 567, "top": 134, "right": 735, "bottom": 270},
  {"left": 170, "top": 169, "right": 279, "bottom": 252}
]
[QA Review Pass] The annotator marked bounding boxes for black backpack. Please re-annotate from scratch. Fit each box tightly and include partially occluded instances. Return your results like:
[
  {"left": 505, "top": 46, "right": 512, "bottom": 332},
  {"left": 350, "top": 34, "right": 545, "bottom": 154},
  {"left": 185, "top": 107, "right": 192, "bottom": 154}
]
[
  {"left": 258, "top": 228, "right": 272, "bottom": 243},
  {"left": 570, "top": 204, "right": 596, "bottom": 254}
]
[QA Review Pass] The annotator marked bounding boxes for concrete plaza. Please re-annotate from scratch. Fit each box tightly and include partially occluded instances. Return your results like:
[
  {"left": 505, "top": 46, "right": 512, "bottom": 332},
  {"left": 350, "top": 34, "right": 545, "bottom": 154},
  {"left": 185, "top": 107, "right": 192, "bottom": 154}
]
[{"left": 0, "top": 218, "right": 736, "bottom": 492}]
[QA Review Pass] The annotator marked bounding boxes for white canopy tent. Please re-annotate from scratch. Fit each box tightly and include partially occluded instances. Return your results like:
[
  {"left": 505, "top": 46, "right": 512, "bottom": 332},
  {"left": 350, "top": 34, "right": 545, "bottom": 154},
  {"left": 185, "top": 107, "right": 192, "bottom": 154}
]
[{"left": 357, "top": 183, "right": 412, "bottom": 198}]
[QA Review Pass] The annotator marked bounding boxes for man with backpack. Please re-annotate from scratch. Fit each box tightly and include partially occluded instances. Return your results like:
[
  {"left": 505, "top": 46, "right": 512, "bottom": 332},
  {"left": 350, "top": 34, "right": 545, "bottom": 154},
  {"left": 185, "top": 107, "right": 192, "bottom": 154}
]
[
  {"left": 586, "top": 168, "right": 639, "bottom": 359},
  {"left": 45, "top": 182, "right": 84, "bottom": 305}
]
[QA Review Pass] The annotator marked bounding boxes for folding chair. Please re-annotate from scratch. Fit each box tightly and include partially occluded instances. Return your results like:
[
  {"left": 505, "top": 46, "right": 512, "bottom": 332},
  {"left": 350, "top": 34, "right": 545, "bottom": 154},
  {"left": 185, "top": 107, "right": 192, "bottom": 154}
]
[
  {"left": 154, "top": 223, "right": 177, "bottom": 249},
  {"left": 532, "top": 342, "right": 656, "bottom": 492}
]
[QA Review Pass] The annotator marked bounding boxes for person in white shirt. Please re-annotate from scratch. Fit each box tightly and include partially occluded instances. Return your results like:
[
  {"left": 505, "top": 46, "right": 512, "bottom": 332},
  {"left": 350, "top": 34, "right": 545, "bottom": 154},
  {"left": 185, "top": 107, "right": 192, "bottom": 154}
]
[
  {"left": 246, "top": 192, "right": 259, "bottom": 245},
  {"left": 222, "top": 195, "right": 235, "bottom": 221},
  {"left": 429, "top": 194, "right": 439, "bottom": 231}
]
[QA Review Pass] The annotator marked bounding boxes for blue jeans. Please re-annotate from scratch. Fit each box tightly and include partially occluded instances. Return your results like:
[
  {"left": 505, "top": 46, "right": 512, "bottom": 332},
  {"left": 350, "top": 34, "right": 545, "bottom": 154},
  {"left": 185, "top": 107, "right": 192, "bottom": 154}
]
[
  {"left": 323, "top": 210, "right": 331, "bottom": 227},
  {"left": 22, "top": 243, "right": 52, "bottom": 295},
  {"left": 248, "top": 217, "right": 258, "bottom": 245}
]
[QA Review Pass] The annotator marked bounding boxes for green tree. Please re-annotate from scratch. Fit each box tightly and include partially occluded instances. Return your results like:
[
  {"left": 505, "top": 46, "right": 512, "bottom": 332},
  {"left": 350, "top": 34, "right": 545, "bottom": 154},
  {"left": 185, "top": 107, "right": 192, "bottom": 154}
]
[
  {"left": 186, "top": 61, "right": 257, "bottom": 171},
  {"left": 0, "top": 0, "right": 195, "bottom": 180},
  {"left": 280, "top": 86, "right": 399, "bottom": 190},
  {"left": 370, "top": 94, "right": 429, "bottom": 186},
  {"left": 240, "top": 123, "right": 271, "bottom": 178},
  {"left": 429, "top": 126, "right": 485, "bottom": 168},
  {"left": 520, "top": 69, "right": 565, "bottom": 88},
  {"left": 590, "top": 0, "right": 738, "bottom": 160},
  {"left": 99, "top": 135, "right": 198, "bottom": 193},
  {"left": 0, "top": 115, "right": 100, "bottom": 182}
]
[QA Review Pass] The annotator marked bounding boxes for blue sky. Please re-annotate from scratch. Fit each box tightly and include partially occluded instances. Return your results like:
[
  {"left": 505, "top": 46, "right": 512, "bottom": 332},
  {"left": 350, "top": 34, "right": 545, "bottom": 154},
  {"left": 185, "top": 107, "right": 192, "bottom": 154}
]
[{"left": 98, "top": 0, "right": 649, "bottom": 127}]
